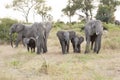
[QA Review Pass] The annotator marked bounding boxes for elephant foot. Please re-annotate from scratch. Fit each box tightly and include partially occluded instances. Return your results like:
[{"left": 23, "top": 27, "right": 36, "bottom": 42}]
[
  {"left": 84, "top": 51, "right": 89, "bottom": 54},
  {"left": 43, "top": 50, "right": 47, "bottom": 53},
  {"left": 94, "top": 50, "right": 99, "bottom": 54},
  {"left": 37, "top": 50, "right": 42, "bottom": 54}
]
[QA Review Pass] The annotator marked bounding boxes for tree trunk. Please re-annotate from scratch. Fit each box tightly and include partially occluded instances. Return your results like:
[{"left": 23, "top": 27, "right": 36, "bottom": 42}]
[{"left": 69, "top": 15, "right": 71, "bottom": 24}]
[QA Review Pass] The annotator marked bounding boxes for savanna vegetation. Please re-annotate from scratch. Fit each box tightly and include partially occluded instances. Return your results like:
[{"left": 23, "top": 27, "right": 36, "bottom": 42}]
[
  {"left": 0, "top": 0, "right": 120, "bottom": 80},
  {"left": 0, "top": 17, "right": 120, "bottom": 80}
]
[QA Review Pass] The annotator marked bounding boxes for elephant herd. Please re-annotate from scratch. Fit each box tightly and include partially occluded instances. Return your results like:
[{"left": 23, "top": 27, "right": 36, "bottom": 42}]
[
  {"left": 9, "top": 22, "right": 52, "bottom": 54},
  {"left": 9, "top": 20, "right": 103, "bottom": 54}
]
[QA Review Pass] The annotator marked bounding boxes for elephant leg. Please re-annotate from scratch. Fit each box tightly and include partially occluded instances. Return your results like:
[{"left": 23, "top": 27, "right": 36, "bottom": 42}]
[
  {"left": 37, "top": 45, "right": 42, "bottom": 54},
  {"left": 36, "top": 40, "right": 42, "bottom": 54},
  {"left": 91, "top": 41, "right": 94, "bottom": 50},
  {"left": 60, "top": 40, "right": 66, "bottom": 54},
  {"left": 33, "top": 48, "right": 35, "bottom": 52},
  {"left": 31, "top": 47, "right": 33, "bottom": 52},
  {"left": 94, "top": 35, "right": 101, "bottom": 54},
  {"left": 43, "top": 39, "right": 47, "bottom": 53},
  {"left": 74, "top": 44, "right": 77, "bottom": 53},
  {"left": 15, "top": 34, "right": 22, "bottom": 47},
  {"left": 77, "top": 44, "right": 80, "bottom": 53},
  {"left": 85, "top": 36, "right": 90, "bottom": 54},
  {"left": 66, "top": 41, "right": 69, "bottom": 53},
  {"left": 27, "top": 46, "right": 29, "bottom": 52},
  {"left": 72, "top": 42, "right": 75, "bottom": 52}
]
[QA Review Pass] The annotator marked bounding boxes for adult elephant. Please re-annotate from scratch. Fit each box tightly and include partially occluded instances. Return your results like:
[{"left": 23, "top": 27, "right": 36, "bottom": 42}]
[
  {"left": 57, "top": 31, "right": 70, "bottom": 54},
  {"left": 9, "top": 23, "right": 34, "bottom": 48},
  {"left": 31, "top": 22, "right": 52, "bottom": 54},
  {"left": 84, "top": 20, "right": 103, "bottom": 54},
  {"left": 71, "top": 36, "right": 84, "bottom": 53},
  {"left": 31, "top": 22, "right": 47, "bottom": 54}
]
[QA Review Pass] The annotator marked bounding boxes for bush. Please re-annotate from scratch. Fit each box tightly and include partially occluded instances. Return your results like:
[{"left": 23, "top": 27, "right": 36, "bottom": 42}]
[{"left": 0, "top": 18, "right": 18, "bottom": 44}]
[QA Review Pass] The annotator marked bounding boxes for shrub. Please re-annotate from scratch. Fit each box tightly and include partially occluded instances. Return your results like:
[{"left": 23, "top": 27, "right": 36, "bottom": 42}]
[{"left": 0, "top": 18, "right": 18, "bottom": 44}]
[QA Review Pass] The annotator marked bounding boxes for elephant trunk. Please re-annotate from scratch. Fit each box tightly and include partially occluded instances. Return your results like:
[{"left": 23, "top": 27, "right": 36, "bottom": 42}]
[{"left": 9, "top": 33, "right": 13, "bottom": 47}]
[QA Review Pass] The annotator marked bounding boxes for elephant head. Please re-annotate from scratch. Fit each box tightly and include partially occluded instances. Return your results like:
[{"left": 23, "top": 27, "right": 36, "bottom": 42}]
[
  {"left": 84, "top": 20, "right": 103, "bottom": 54},
  {"left": 9, "top": 23, "right": 25, "bottom": 47},
  {"left": 23, "top": 37, "right": 36, "bottom": 52},
  {"left": 68, "top": 31, "right": 76, "bottom": 40},
  {"left": 71, "top": 36, "right": 84, "bottom": 53}
]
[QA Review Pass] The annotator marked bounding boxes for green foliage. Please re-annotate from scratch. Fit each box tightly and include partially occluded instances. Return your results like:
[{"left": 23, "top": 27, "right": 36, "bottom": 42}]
[
  {"left": 72, "top": 0, "right": 94, "bottom": 20},
  {"left": 103, "top": 23, "right": 120, "bottom": 31},
  {"left": 0, "top": 18, "right": 18, "bottom": 43},
  {"left": 96, "top": 0, "right": 120, "bottom": 23},
  {"left": 10, "top": 60, "right": 20, "bottom": 67},
  {"left": 96, "top": 5, "right": 114, "bottom": 23},
  {"left": 62, "top": 0, "right": 75, "bottom": 23}
]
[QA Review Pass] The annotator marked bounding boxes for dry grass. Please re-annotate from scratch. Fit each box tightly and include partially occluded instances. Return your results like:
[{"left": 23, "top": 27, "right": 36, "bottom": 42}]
[{"left": 0, "top": 28, "right": 120, "bottom": 80}]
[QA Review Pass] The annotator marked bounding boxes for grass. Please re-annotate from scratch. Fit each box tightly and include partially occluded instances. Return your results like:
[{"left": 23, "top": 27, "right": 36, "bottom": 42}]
[{"left": 0, "top": 24, "right": 120, "bottom": 80}]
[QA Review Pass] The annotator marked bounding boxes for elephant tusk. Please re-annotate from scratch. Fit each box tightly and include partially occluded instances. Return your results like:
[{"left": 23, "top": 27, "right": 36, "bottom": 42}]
[{"left": 96, "top": 32, "right": 99, "bottom": 35}]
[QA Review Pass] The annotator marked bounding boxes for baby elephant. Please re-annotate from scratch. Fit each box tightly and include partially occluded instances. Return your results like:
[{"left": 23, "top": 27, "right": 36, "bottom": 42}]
[
  {"left": 57, "top": 31, "right": 70, "bottom": 54},
  {"left": 71, "top": 36, "right": 84, "bottom": 53},
  {"left": 23, "top": 37, "right": 36, "bottom": 52}
]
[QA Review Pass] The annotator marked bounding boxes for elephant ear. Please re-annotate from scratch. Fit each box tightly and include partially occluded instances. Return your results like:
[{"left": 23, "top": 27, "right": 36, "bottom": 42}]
[
  {"left": 15, "top": 23, "right": 25, "bottom": 33},
  {"left": 79, "top": 36, "right": 84, "bottom": 44}
]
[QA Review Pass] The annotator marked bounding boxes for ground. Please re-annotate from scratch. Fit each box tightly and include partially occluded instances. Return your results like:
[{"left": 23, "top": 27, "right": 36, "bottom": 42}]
[{"left": 0, "top": 28, "right": 120, "bottom": 80}]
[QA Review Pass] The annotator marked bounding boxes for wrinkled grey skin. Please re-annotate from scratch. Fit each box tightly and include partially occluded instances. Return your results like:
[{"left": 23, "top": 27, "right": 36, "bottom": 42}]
[
  {"left": 42, "top": 22, "right": 52, "bottom": 52},
  {"left": 68, "top": 31, "right": 76, "bottom": 40},
  {"left": 31, "top": 22, "right": 47, "bottom": 54},
  {"left": 57, "top": 31, "right": 70, "bottom": 54},
  {"left": 9, "top": 23, "right": 34, "bottom": 48},
  {"left": 9, "top": 22, "right": 52, "bottom": 54},
  {"left": 68, "top": 31, "right": 77, "bottom": 51},
  {"left": 32, "top": 22, "right": 52, "bottom": 54},
  {"left": 23, "top": 37, "right": 36, "bottom": 52},
  {"left": 71, "top": 36, "right": 84, "bottom": 53},
  {"left": 84, "top": 20, "right": 103, "bottom": 54}
]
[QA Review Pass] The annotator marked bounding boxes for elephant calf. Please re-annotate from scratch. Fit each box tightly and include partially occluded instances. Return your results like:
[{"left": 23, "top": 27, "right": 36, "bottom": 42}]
[
  {"left": 71, "top": 36, "right": 84, "bottom": 53},
  {"left": 57, "top": 31, "right": 70, "bottom": 54},
  {"left": 23, "top": 37, "right": 36, "bottom": 52}
]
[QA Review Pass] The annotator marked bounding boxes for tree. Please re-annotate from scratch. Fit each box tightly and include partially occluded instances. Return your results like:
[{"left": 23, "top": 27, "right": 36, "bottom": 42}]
[
  {"left": 96, "top": 5, "right": 112, "bottom": 23},
  {"left": 35, "top": 3, "right": 51, "bottom": 22},
  {"left": 62, "top": 0, "right": 95, "bottom": 23},
  {"left": 62, "top": 0, "right": 75, "bottom": 23},
  {"left": 6, "top": 0, "right": 44, "bottom": 23},
  {"left": 71, "top": 0, "right": 95, "bottom": 22},
  {"left": 96, "top": 0, "right": 120, "bottom": 23}
]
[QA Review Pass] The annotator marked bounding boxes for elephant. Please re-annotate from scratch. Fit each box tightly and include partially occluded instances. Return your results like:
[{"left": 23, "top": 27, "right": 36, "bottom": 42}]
[
  {"left": 23, "top": 37, "right": 36, "bottom": 52},
  {"left": 57, "top": 31, "right": 70, "bottom": 54},
  {"left": 84, "top": 20, "right": 103, "bottom": 54},
  {"left": 31, "top": 22, "right": 47, "bottom": 54},
  {"left": 9, "top": 22, "right": 52, "bottom": 54},
  {"left": 115, "top": 20, "right": 120, "bottom": 25},
  {"left": 71, "top": 36, "right": 84, "bottom": 53},
  {"left": 9, "top": 23, "right": 35, "bottom": 48}
]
